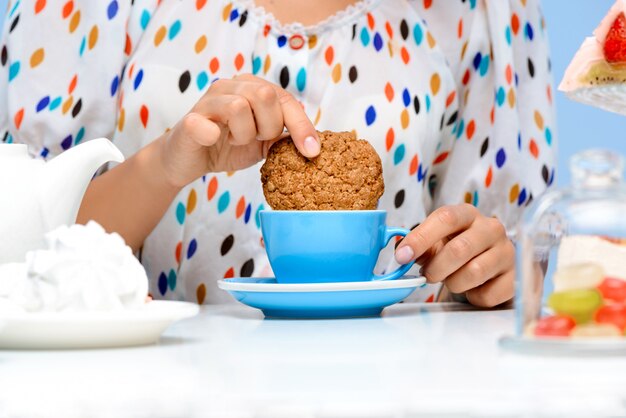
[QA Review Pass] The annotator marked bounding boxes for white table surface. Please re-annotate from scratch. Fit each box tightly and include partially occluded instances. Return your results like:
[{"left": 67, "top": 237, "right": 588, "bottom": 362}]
[{"left": 1, "top": 302, "right": 626, "bottom": 418}]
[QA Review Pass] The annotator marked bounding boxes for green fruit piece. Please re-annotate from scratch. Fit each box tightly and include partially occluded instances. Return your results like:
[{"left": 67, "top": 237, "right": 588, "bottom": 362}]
[{"left": 548, "top": 289, "right": 603, "bottom": 324}]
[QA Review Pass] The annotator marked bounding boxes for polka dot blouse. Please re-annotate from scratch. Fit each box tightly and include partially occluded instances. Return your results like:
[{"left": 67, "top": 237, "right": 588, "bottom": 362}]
[{"left": 0, "top": 0, "right": 556, "bottom": 304}]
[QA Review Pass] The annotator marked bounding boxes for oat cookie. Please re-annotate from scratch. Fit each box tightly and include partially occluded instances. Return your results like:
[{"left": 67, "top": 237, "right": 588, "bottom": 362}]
[{"left": 260, "top": 130, "right": 384, "bottom": 210}]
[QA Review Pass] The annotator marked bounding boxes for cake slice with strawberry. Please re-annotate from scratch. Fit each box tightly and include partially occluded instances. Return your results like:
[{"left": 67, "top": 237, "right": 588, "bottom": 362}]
[{"left": 559, "top": 1, "right": 626, "bottom": 115}]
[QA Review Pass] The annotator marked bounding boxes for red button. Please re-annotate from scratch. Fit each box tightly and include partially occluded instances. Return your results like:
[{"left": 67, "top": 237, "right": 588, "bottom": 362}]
[{"left": 289, "top": 35, "right": 305, "bottom": 50}]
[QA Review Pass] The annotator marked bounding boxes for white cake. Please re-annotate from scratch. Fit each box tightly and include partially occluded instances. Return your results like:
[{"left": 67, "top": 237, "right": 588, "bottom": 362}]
[{"left": 557, "top": 235, "right": 626, "bottom": 281}]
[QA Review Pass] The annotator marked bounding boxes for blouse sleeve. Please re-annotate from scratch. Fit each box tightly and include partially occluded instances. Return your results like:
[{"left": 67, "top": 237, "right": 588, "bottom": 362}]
[
  {"left": 0, "top": 0, "right": 158, "bottom": 158},
  {"left": 415, "top": 0, "right": 556, "bottom": 237}
]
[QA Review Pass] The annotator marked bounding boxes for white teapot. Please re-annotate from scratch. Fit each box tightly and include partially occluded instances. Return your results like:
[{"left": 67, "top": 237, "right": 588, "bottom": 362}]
[{"left": 0, "top": 138, "right": 124, "bottom": 264}]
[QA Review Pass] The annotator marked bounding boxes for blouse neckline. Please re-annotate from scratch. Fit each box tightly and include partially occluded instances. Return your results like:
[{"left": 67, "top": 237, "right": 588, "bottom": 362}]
[{"left": 231, "top": 0, "right": 382, "bottom": 36}]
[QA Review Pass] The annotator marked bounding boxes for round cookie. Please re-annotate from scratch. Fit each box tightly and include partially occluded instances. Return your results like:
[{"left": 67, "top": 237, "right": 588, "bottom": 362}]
[{"left": 260, "top": 130, "right": 384, "bottom": 210}]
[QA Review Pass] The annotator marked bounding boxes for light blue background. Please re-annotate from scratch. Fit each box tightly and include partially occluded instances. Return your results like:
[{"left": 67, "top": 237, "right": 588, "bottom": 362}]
[
  {"left": 0, "top": 0, "right": 625, "bottom": 185},
  {"left": 543, "top": 0, "right": 626, "bottom": 185}
]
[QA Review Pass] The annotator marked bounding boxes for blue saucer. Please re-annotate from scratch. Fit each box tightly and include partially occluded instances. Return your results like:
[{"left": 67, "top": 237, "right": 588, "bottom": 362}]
[{"left": 217, "top": 276, "right": 426, "bottom": 319}]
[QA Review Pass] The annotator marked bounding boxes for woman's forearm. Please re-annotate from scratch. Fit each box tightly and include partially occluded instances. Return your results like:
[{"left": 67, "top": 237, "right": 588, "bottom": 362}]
[{"left": 77, "top": 136, "right": 182, "bottom": 252}]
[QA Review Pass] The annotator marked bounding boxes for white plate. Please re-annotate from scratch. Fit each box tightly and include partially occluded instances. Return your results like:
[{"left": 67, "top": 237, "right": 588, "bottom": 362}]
[{"left": 0, "top": 301, "right": 199, "bottom": 350}]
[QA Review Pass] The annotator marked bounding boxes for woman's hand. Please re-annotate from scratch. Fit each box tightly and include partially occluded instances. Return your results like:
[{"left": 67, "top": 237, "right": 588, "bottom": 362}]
[
  {"left": 79, "top": 74, "right": 318, "bottom": 251},
  {"left": 157, "top": 74, "right": 320, "bottom": 188},
  {"left": 394, "top": 204, "right": 515, "bottom": 307}
]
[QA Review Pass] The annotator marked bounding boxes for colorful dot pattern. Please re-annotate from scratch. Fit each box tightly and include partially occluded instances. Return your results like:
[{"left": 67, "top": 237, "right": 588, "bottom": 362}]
[{"left": 0, "top": 0, "right": 555, "bottom": 305}]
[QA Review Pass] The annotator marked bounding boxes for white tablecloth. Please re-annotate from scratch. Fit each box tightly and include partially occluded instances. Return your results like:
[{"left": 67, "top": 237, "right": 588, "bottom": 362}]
[{"left": 1, "top": 303, "right": 626, "bottom": 417}]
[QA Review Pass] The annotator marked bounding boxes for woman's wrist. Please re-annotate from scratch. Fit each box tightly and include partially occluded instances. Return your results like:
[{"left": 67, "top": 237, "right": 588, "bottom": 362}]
[
  {"left": 77, "top": 136, "right": 184, "bottom": 251},
  {"left": 150, "top": 134, "right": 188, "bottom": 193},
  {"left": 131, "top": 135, "right": 185, "bottom": 199}
]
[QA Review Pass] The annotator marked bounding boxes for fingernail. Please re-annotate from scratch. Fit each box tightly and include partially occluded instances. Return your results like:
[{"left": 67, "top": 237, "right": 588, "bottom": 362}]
[
  {"left": 303, "top": 136, "right": 320, "bottom": 157},
  {"left": 395, "top": 246, "right": 414, "bottom": 264}
]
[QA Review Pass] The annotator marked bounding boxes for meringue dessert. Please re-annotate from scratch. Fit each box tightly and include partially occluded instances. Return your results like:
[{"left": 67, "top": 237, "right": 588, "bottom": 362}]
[
  {"left": 559, "top": 0, "right": 626, "bottom": 115},
  {"left": 0, "top": 221, "right": 148, "bottom": 313}
]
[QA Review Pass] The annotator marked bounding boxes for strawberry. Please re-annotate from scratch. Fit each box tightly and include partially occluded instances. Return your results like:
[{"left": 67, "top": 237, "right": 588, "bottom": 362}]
[{"left": 604, "top": 12, "right": 626, "bottom": 63}]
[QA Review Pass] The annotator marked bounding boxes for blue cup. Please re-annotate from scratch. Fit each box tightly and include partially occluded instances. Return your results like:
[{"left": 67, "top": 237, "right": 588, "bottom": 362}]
[{"left": 260, "top": 210, "right": 414, "bottom": 284}]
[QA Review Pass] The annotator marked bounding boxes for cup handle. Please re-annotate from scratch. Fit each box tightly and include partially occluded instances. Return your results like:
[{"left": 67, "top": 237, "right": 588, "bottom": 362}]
[{"left": 371, "top": 227, "right": 415, "bottom": 281}]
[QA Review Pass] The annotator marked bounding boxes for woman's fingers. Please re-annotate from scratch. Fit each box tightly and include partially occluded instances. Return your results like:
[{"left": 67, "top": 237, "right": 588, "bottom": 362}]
[
  {"left": 422, "top": 216, "right": 507, "bottom": 284},
  {"left": 465, "top": 269, "right": 515, "bottom": 308},
  {"left": 250, "top": 84, "right": 284, "bottom": 140},
  {"left": 395, "top": 204, "right": 479, "bottom": 264},
  {"left": 196, "top": 93, "right": 257, "bottom": 145},
  {"left": 273, "top": 87, "right": 320, "bottom": 158},
  {"left": 196, "top": 75, "right": 319, "bottom": 158},
  {"left": 393, "top": 203, "right": 514, "bottom": 308},
  {"left": 177, "top": 112, "right": 222, "bottom": 148},
  {"left": 211, "top": 77, "right": 285, "bottom": 141},
  {"left": 442, "top": 239, "right": 515, "bottom": 294}
]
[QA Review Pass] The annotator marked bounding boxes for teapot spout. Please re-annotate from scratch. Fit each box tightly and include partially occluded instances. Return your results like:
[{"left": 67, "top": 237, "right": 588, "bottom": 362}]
[{"left": 41, "top": 138, "right": 124, "bottom": 230}]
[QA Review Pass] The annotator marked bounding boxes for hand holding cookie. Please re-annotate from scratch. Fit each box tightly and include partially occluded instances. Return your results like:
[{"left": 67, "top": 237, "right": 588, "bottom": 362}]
[{"left": 158, "top": 74, "right": 320, "bottom": 188}]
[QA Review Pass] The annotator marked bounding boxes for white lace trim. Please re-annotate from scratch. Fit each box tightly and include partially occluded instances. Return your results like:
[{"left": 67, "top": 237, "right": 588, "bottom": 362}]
[{"left": 231, "top": 0, "right": 382, "bottom": 35}]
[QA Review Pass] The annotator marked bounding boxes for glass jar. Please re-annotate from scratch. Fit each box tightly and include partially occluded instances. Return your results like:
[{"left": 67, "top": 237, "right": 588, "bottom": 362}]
[{"left": 511, "top": 149, "right": 626, "bottom": 350}]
